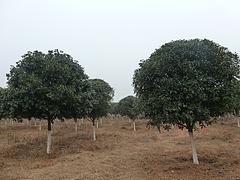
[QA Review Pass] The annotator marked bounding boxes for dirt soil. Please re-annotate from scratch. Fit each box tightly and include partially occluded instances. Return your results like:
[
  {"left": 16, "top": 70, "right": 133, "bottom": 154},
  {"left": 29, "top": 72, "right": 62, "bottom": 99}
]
[{"left": 0, "top": 117, "right": 239, "bottom": 180}]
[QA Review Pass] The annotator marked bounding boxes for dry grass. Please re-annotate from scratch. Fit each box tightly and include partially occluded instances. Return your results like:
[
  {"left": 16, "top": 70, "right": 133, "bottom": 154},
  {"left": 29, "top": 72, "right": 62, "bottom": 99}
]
[{"left": 0, "top": 117, "right": 239, "bottom": 180}]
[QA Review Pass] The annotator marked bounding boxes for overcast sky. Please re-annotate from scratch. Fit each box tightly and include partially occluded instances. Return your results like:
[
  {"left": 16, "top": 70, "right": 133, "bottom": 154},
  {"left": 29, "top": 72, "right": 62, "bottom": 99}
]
[{"left": 0, "top": 0, "right": 240, "bottom": 101}]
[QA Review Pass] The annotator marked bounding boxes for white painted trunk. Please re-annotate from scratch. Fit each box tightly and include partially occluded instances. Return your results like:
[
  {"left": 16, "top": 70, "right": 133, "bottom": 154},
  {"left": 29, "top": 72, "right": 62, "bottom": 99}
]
[
  {"left": 81, "top": 119, "right": 84, "bottom": 123},
  {"left": 238, "top": 119, "right": 240, "bottom": 128},
  {"left": 39, "top": 121, "right": 42, "bottom": 131},
  {"left": 52, "top": 124, "right": 54, "bottom": 133},
  {"left": 96, "top": 121, "right": 99, "bottom": 128},
  {"left": 93, "top": 125, "right": 96, "bottom": 141},
  {"left": 34, "top": 119, "right": 37, "bottom": 126},
  {"left": 47, "top": 130, "right": 52, "bottom": 154},
  {"left": 133, "top": 120, "right": 136, "bottom": 131},
  {"left": 100, "top": 118, "right": 103, "bottom": 126},
  {"left": 75, "top": 121, "right": 78, "bottom": 133},
  {"left": 189, "top": 131, "right": 199, "bottom": 165}
]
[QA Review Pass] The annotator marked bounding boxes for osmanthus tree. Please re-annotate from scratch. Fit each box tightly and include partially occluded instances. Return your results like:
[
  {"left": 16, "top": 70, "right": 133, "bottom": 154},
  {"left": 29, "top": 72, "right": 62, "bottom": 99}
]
[
  {"left": 0, "top": 88, "right": 10, "bottom": 121},
  {"left": 109, "top": 102, "right": 119, "bottom": 115},
  {"left": 0, "top": 87, "right": 20, "bottom": 123},
  {"left": 232, "top": 80, "right": 240, "bottom": 127},
  {"left": 133, "top": 39, "right": 240, "bottom": 164},
  {"left": 7, "top": 50, "right": 91, "bottom": 154},
  {"left": 117, "top": 96, "right": 139, "bottom": 131},
  {"left": 0, "top": 88, "right": 5, "bottom": 121},
  {"left": 88, "top": 79, "right": 114, "bottom": 141}
]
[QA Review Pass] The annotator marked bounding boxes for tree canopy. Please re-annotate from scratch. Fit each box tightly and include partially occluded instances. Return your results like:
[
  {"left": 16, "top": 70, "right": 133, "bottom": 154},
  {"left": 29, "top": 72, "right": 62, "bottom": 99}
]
[
  {"left": 0, "top": 88, "right": 5, "bottom": 120},
  {"left": 133, "top": 39, "right": 240, "bottom": 131},
  {"left": 116, "top": 96, "right": 139, "bottom": 120},
  {"left": 109, "top": 102, "right": 119, "bottom": 115},
  {"left": 88, "top": 79, "right": 114, "bottom": 121},
  {"left": 6, "top": 50, "right": 91, "bottom": 124}
]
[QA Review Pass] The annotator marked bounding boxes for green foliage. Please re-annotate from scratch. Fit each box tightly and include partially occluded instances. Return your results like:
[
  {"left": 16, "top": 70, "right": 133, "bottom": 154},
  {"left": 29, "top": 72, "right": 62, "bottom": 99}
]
[
  {"left": 116, "top": 96, "right": 139, "bottom": 120},
  {"left": 6, "top": 50, "right": 90, "bottom": 125},
  {"left": 88, "top": 79, "right": 114, "bottom": 121},
  {"left": 232, "top": 80, "right": 240, "bottom": 116},
  {"left": 0, "top": 88, "right": 6, "bottom": 120},
  {"left": 0, "top": 87, "right": 18, "bottom": 120},
  {"left": 133, "top": 39, "right": 240, "bottom": 131},
  {"left": 109, "top": 102, "right": 119, "bottom": 115}
]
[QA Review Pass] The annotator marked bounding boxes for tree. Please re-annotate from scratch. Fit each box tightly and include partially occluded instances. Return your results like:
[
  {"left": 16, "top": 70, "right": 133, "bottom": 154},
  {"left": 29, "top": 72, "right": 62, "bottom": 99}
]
[
  {"left": 88, "top": 79, "right": 114, "bottom": 141},
  {"left": 109, "top": 102, "right": 119, "bottom": 115},
  {"left": 133, "top": 39, "right": 240, "bottom": 164},
  {"left": 232, "top": 80, "right": 240, "bottom": 127},
  {"left": 7, "top": 50, "right": 91, "bottom": 154},
  {"left": 0, "top": 88, "right": 5, "bottom": 121},
  {"left": 117, "top": 96, "right": 139, "bottom": 131},
  {"left": 0, "top": 87, "right": 20, "bottom": 123}
]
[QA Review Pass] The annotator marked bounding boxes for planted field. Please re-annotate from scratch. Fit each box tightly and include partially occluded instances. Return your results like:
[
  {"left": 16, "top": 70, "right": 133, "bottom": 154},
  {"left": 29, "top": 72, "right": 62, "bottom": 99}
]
[{"left": 0, "top": 118, "right": 239, "bottom": 180}]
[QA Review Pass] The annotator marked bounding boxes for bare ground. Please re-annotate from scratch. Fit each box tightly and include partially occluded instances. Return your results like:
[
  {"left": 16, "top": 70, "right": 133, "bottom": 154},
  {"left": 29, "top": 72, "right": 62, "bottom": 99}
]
[{"left": 0, "top": 117, "right": 239, "bottom": 180}]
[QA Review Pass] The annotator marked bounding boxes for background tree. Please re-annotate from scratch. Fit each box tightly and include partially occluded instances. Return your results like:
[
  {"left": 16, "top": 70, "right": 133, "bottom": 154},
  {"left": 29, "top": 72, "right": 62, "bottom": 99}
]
[
  {"left": 232, "top": 80, "right": 240, "bottom": 127},
  {"left": 117, "top": 96, "right": 139, "bottom": 131},
  {"left": 0, "top": 87, "right": 20, "bottom": 123},
  {"left": 88, "top": 79, "right": 114, "bottom": 141},
  {"left": 109, "top": 102, "right": 119, "bottom": 115},
  {"left": 6, "top": 50, "right": 91, "bottom": 154},
  {"left": 133, "top": 39, "right": 240, "bottom": 164},
  {"left": 0, "top": 88, "right": 6, "bottom": 121}
]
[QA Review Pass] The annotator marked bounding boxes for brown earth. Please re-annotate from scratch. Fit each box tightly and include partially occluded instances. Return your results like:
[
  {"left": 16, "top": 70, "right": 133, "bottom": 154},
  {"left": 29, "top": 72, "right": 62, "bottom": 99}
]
[{"left": 0, "top": 117, "right": 239, "bottom": 180}]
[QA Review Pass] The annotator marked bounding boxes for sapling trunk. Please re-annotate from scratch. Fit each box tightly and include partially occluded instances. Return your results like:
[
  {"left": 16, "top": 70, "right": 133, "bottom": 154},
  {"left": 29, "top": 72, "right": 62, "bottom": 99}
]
[
  {"left": 92, "top": 119, "right": 96, "bottom": 141},
  {"left": 188, "top": 130, "right": 199, "bottom": 165},
  {"left": 74, "top": 118, "right": 78, "bottom": 133},
  {"left": 96, "top": 120, "right": 99, "bottom": 128},
  {"left": 133, "top": 120, "right": 136, "bottom": 131},
  {"left": 39, "top": 120, "right": 42, "bottom": 131},
  {"left": 47, "top": 119, "right": 52, "bottom": 154}
]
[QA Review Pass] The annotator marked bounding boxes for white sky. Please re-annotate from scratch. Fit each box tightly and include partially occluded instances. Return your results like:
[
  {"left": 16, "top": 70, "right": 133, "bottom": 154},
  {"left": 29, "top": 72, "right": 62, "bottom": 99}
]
[{"left": 0, "top": 0, "right": 240, "bottom": 101}]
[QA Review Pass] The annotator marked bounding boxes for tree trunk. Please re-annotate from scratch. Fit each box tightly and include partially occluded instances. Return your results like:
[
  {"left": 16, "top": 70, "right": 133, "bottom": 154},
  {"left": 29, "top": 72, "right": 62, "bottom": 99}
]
[
  {"left": 92, "top": 119, "right": 96, "bottom": 141},
  {"left": 74, "top": 118, "right": 78, "bottom": 133},
  {"left": 133, "top": 120, "right": 136, "bottom": 131},
  {"left": 188, "top": 130, "right": 199, "bottom": 165},
  {"left": 96, "top": 120, "right": 99, "bottom": 128},
  {"left": 39, "top": 121, "right": 42, "bottom": 131},
  {"left": 100, "top": 118, "right": 103, "bottom": 126},
  {"left": 238, "top": 119, "right": 240, "bottom": 128},
  {"left": 47, "top": 119, "right": 52, "bottom": 154},
  {"left": 34, "top": 119, "right": 37, "bottom": 126}
]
